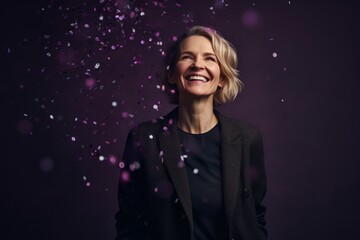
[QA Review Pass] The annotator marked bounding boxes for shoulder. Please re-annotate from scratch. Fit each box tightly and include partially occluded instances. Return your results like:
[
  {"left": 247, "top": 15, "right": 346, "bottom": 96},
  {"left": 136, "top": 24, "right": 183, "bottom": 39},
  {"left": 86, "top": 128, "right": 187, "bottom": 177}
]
[
  {"left": 127, "top": 108, "right": 177, "bottom": 139},
  {"left": 216, "top": 110, "right": 263, "bottom": 142}
]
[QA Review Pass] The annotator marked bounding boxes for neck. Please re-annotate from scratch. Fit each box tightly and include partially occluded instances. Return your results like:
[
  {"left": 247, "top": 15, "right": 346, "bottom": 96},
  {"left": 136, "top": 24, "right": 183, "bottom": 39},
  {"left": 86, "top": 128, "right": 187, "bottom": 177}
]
[{"left": 177, "top": 99, "right": 218, "bottom": 134}]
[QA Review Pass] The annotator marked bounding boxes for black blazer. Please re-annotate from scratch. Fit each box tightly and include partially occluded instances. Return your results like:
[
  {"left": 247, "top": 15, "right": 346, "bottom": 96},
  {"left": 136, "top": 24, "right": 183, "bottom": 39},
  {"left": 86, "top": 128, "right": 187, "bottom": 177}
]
[{"left": 115, "top": 108, "right": 267, "bottom": 240}]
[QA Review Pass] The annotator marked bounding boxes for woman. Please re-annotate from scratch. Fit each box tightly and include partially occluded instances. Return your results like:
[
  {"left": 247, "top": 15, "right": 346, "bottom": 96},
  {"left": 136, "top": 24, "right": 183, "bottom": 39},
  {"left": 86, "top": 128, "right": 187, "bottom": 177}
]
[{"left": 115, "top": 26, "right": 267, "bottom": 240}]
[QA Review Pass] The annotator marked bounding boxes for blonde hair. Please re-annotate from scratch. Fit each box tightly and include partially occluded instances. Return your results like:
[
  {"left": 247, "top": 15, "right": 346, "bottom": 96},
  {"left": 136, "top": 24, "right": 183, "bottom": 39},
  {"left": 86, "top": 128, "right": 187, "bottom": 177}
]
[{"left": 163, "top": 25, "right": 243, "bottom": 105}]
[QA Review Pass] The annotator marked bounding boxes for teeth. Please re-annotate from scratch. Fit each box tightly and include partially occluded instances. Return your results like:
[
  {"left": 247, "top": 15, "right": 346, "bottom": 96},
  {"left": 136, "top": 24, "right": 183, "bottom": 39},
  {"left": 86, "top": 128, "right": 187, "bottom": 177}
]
[{"left": 187, "top": 76, "right": 207, "bottom": 82}]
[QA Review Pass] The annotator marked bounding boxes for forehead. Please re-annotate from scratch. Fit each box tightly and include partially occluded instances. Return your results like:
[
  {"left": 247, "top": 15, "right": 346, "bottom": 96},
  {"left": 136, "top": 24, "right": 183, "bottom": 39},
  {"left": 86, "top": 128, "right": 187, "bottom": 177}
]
[{"left": 179, "top": 35, "right": 214, "bottom": 53}]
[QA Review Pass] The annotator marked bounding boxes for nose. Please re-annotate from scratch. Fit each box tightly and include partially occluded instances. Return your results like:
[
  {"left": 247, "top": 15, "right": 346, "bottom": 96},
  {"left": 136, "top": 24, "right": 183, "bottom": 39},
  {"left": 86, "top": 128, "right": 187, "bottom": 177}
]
[{"left": 191, "top": 57, "right": 205, "bottom": 69}]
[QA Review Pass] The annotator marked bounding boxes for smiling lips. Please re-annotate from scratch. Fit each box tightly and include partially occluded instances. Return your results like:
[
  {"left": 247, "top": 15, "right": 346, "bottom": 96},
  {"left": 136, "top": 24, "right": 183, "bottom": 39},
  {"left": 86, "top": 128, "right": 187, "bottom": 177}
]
[{"left": 186, "top": 75, "right": 209, "bottom": 82}]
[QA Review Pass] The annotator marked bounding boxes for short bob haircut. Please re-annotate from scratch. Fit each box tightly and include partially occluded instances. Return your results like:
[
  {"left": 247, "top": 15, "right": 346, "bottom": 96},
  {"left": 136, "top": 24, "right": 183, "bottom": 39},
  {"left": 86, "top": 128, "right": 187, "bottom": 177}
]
[{"left": 163, "top": 25, "right": 243, "bottom": 106}]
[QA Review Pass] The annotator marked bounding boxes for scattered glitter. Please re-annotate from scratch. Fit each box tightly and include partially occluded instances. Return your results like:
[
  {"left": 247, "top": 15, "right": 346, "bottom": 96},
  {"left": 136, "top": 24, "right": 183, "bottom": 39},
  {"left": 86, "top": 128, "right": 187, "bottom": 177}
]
[
  {"left": 112, "top": 101, "right": 118, "bottom": 107},
  {"left": 180, "top": 155, "right": 188, "bottom": 161},
  {"left": 108, "top": 155, "right": 117, "bottom": 165},
  {"left": 39, "top": 157, "right": 54, "bottom": 172},
  {"left": 99, "top": 155, "right": 105, "bottom": 161},
  {"left": 121, "top": 171, "right": 130, "bottom": 182},
  {"left": 149, "top": 134, "right": 154, "bottom": 139},
  {"left": 130, "top": 161, "right": 141, "bottom": 171},
  {"left": 281, "top": 98, "right": 285, "bottom": 102},
  {"left": 272, "top": 52, "right": 278, "bottom": 58},
  {"left": 94, "top": 63, "right": 100, "bottom": 69},
  {"left": 49, "top": 115, "right": 54, "bottom": 119},
  {"left": 154, "top": 187, "right": 158, "bottom": 192},
  {"left": 85, "top": 77, "right": 96, "bottom": 88},
  {"left": 193, "top": 168, "right": 199, "bottom": 174},
  {"left": 121, "top": 112, "right": 129, "bottom": 118},
  {"left": 153, "top": 104, "right": 158, "bottom": 110},
  {"left": 177, "top": 161, "right": 185, "bottom": 168},
  {"left": 86, "top": 182, "right": 91, "bottom": 187},
  {"left": 119, "top": 161, "right": 125, "bottom": 169},
  {"left": 71, "top": 137, "right": 76, "bottom": 141}
]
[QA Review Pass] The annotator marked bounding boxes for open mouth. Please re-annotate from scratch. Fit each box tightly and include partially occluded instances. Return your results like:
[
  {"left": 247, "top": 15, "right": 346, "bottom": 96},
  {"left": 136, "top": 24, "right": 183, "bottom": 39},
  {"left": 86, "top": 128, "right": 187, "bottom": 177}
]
[{"left": 186, "top": 75, "right": 209, "bottom": 82}]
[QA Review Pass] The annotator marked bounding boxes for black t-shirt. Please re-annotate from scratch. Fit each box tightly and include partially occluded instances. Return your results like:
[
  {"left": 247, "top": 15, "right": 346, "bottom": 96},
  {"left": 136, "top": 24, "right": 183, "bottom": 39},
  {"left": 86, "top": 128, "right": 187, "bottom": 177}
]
[{"left": 178, "top": 123, "right": 228, "bottom": 240}]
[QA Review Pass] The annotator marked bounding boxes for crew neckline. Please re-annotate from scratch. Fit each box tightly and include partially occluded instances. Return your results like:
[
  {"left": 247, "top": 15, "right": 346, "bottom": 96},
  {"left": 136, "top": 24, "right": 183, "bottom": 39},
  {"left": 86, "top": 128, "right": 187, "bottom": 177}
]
[{"left": 177, "top": 122, "right": 220, "bottom": 136}]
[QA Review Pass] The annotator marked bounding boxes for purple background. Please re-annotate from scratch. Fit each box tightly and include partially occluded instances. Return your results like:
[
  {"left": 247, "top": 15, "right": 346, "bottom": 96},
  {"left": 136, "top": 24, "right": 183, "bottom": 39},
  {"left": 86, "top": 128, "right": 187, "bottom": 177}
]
[{"left": 2, "top": 0, "right": 360, "bottom": 239}]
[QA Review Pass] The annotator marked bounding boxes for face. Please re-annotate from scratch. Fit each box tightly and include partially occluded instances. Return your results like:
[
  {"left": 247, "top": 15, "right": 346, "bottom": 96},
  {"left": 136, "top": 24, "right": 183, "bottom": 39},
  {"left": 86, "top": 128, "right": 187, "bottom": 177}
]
[{"left": 169, "top": 35, "right": 222, "bottom": 102}]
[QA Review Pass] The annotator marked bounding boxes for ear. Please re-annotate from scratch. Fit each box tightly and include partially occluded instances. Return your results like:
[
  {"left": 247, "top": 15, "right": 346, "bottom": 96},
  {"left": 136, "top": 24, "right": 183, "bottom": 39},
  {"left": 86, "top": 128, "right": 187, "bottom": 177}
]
[
  {"left": 168, "top": 77, "right": 177, "bottom": 85},
  {"left": 217, "top": 78, "right": 224, "bottom": 88},
  {"left": 167, "top": 71, "right": 177, "bottom": 85}
]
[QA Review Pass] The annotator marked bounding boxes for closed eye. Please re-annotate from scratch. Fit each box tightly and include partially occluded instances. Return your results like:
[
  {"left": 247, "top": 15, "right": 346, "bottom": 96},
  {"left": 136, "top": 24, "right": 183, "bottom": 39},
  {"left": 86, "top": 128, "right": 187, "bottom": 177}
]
[
  {"left": 205, "top": 56, "right": 217, "bottom": 62},
  {"left": 179, "top": 53, "right": 194, "bottom": 60}
]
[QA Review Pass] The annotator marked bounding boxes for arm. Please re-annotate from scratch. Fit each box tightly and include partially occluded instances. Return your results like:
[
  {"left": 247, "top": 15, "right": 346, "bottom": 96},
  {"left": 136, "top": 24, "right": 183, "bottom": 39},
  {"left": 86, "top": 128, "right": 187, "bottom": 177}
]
[
  {"left": 115, "top": 129, "right": 149, "bottom": 240},
  {"left": 249, "top": 129, "right": 267, "bottom": 239}
]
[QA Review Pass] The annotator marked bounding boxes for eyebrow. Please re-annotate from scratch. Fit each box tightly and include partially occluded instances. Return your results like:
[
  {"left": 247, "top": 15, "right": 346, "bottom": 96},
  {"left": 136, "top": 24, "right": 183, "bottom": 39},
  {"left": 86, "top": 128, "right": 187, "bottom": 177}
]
[{"left": 179, "top": 51, "right": 216, "bottom": 56}]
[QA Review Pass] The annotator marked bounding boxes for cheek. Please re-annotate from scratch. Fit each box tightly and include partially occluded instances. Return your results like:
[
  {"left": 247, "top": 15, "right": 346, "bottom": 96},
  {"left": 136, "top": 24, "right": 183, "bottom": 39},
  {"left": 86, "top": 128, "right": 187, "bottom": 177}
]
[
  {"left": 211, "top": 65, "right": 221, "bottom": 79},
  {"left": 176, "top": 63, "right": 188, "bottom": 76}
]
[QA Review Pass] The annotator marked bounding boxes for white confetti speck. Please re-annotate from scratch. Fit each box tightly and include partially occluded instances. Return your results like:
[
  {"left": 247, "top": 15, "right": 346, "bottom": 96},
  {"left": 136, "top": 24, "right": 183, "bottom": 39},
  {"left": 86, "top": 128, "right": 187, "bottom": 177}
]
[
  {"left": 149, "top": 135, "right": 154, "bottom": 139},
  {"left": 272, "top": 52, "right": 278, "bottom": 58},
  {"left": 94, "top": 63, "right": 100, "bottom": 69},
  {"left": 71, "top": 137, "right": 76, "bottom": 141},
  {"left": 99, "top": 155, "right": 105, "bottom": 161},
  {"left": 193, "top": 168, "right": 199, "bottom": 174},
  {"left": 49, "top": 115, "right": 54, "bottom": 119},
  {"left": 112, "top": 101, "right": 118, "bottom": 107},
  {"left": 119, "top": 161, "right": 125, "bottom": 169}
]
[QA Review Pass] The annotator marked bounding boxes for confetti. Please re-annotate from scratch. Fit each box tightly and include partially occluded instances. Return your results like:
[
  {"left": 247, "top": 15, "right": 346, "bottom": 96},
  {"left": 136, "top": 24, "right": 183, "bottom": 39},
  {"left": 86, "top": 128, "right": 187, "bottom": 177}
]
[{"left": 12, "top": 0, "right": 291, "bottom": 193}]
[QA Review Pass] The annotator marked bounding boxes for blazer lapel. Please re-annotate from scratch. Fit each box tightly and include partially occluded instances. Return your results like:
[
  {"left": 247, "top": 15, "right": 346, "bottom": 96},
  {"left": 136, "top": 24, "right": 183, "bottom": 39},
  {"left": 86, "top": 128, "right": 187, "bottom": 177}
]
[
  {"left": 215, "top": 110, "right": 242, "bottom": 233},
  {"left": 158, "top": 109, "right": 193, "bottom": 232}
]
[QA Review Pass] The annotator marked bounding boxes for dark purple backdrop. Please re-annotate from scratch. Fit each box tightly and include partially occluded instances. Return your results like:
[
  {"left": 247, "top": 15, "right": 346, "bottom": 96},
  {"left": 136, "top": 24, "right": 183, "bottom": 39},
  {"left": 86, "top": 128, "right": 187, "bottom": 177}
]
[{"left": 2, "top": 1, "right": 360, "bottom": 239}]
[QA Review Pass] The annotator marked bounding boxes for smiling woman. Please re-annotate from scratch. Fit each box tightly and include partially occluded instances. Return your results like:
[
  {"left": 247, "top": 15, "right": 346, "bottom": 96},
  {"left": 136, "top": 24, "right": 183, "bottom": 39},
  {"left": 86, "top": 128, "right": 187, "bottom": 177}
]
[
  {"left": 115, "top": 26, "right": 267, "bottom": 240},
  {"left": 170, "top": 35, "right": 223, "bottom": 104},
  {"left": 164, "top": 26, "right": 243, "bottom": 107}
]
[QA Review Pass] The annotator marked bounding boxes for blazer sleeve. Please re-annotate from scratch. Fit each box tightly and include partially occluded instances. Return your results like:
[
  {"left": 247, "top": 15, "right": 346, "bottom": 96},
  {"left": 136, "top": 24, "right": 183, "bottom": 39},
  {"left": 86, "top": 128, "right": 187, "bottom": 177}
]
[
  {"left": 249, "top": 129, "right": 267, "bottom": 239},
  {"left": 115, "top": 129, "right": 150, "bottom": 240}
]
